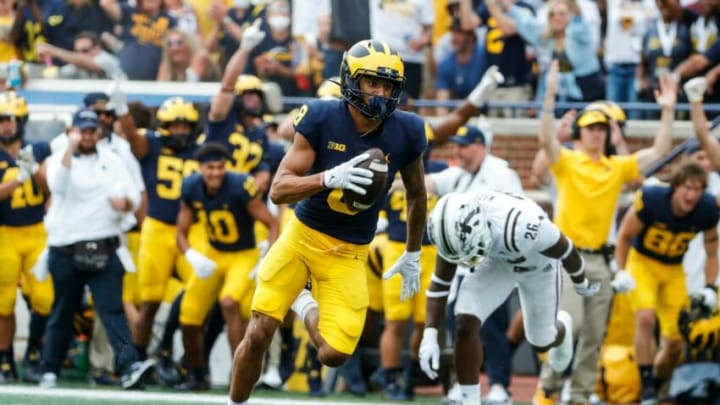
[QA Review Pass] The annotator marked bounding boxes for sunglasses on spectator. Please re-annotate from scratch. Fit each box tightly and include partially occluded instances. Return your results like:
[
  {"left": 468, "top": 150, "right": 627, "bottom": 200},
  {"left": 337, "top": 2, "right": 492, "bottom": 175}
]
[
  {"left": 76, "top": 47, "right": 93, "bottom": 53},
  {"left": 93, "top": 109, "right": 116, "bottom": 117},
  {"left": 166, "top": 39, "right": 185, "bottom": 48}
]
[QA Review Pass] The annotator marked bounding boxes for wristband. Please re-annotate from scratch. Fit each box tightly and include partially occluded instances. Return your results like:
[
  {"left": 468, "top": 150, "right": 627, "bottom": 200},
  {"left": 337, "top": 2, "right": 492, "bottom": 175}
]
[
  {"left": 560, "top": 239, "right": 574, "bottom": 260},
  {"left": 426, "top": 290, "right": 450, "bottom": 298},
  {"left": 431, "top": 274, "right": 453, "bottom": 286}
]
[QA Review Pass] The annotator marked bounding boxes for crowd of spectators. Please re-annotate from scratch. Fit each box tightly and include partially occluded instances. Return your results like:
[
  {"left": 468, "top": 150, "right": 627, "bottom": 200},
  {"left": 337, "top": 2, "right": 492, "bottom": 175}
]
[{"left": 0, "top": 0, "right": 717, "bottom": 114}]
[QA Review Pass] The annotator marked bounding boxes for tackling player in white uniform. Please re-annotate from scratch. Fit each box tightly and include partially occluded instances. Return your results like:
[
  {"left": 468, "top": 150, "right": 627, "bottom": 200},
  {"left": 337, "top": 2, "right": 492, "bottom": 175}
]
[{"left": 419, "top": 191, "right": 601, "bottom": 405}]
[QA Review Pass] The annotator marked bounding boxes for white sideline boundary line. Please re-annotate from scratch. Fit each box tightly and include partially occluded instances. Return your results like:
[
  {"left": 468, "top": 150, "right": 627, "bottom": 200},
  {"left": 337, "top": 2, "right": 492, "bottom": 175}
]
[{"left": 0, "top": 385, "right": 379, "bottom": 404}]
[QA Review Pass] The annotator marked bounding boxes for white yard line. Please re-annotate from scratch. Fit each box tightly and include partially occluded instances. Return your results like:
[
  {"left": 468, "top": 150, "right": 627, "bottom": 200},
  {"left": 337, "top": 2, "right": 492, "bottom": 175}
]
[{"left": 0, "top": 385, "right": 381, "bottom": 405}]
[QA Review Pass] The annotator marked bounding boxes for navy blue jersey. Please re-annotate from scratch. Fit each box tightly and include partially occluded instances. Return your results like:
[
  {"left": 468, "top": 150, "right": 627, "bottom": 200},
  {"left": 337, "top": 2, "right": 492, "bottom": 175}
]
[
  {"left": 475, "top": 1, "right": 534, "bottom": 86},
  {"left": 139, "top": 130, "right": 200, "bottom": 224},
  {"left": 643, "top": 16, "right": 695, "bottom": 83},
  {"left": 219, "top": 5, "right": 267, "bottom": 64},
  {"left": 292, "top": 99, "right": 427, "bottom": 244},
  {"left": 0, "top": 141, "right": 51, "bottom": 226},
  {"left": 631, "top": 185, "right": 718, "bottom": 264},
  {"left": 706, "top": 38, "right": 720, "bottom": 64},
  {"left": 206, "top": 118, "right": 270, "bottom": 175},
  {"left": 386, "top": 160, "right": 448, "bottom": 244},
  {"left": 181, "top": 172, "right": 259, "bottom": 251}
]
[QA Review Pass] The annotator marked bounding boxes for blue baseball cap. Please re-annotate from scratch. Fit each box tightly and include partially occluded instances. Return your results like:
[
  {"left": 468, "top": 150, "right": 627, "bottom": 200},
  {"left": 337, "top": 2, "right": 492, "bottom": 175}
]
[
  {"left": 72, "top": 108, "right": 99, "bottom": 130},
  {"left": 83, "top": 92, "right": 109, "bottom": 109},
  {"left": 449, "top": 125, "right": 486, "bottom": 145}
]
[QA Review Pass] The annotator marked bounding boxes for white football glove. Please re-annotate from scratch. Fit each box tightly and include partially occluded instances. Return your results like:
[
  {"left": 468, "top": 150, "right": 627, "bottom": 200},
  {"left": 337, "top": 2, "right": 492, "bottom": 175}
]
[
  {"left": 573, "top": 278, "right": 601, "bottom": 297},
  {"left": 185, "top": 248, "right": 217, "bottom": 279},
  {"left": 697, "top": 286, "right": 718, "bottom": 310},
  {"left": 610, "top": 270, "right": 636, "bottom": 293},
  {"left": 30, "top": 248, "right": 49, "bottom": 282},
  {"left": 106, "top": 80, "right": 129, "bottom": 116},
  {"left": 467, "top": 65, "right": 505, "bottom": 108},
  {"left": 240, "top": 19, "right": 266, "bottom": 51},
  {"left": 418, "top": 327, "right": 441, "bottom": 380},
  {"left": 683, "top": 77, "right": 708, "bottom": 103},
  {"left": 383, "top": 250, "right": 420, "bottom": 301},
  {"left": 15, "top": 145, "right": 38, "bottom": 183},
  {"left": 322, "top": 153, "right": 373, "bottom": 195}
]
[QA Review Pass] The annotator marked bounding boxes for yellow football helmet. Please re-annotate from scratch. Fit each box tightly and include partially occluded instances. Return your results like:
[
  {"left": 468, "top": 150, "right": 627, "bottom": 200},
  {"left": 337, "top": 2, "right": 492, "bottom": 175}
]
[
  {"left": 0, "top": 91, "right": 28, "bottom": 143},
  {"left": 235, "top": 74, "right": 264, "bottom": 96},
  {"left": 156, "top": 97, "right": 199, "bottom": 124},
  {"left": 0, "top": 91, "right": 28, "bottom": 121},
  {"left": 156, "top": 97, "right": 199, "bottom": 149},
  {"left": 585, "top": 100, "right": 627, "bottom": 127},
  {"left": 234, "top": 74, "right": 265, "bottom": 116},
  {"left": 340, "top": 39, "right": 405, "bottom": 121},
  {"left": 316, "top": 77, "right": 342, "bottom": 99}
]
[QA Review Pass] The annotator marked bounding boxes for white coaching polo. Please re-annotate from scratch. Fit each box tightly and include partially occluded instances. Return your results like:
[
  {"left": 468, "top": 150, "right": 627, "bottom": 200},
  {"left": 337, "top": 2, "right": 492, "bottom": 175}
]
[{"left": 44, "top": 147, "right": 140, "bottom": 247}]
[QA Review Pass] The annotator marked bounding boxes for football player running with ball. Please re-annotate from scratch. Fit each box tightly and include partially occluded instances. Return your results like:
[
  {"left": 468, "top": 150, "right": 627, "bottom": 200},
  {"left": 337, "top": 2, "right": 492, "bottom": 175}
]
[
  {"left": 227, "top": 39, "right": 428, "bottom": 405},
  {"left": 420, "top": 191, "right": 601, "bottom": 405}
]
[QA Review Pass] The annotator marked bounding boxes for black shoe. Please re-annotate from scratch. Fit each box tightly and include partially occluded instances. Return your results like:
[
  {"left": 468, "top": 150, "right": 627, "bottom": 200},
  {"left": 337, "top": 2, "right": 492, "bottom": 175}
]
[
  {"left": 640, "top": 385, "right": 658, "bottom": 405},
  {"left": 22, "top": 347, "right": 42, "bottom": 383},
  {"left": 121, "top": 359, "right": 155, "bottom": 390},
  {"left": 0, "top": 360, "right": 17, "bottom": 383},
  {"left": 175, "top": 372, "right": 209, "bottom": 391},
  {"left": 89, "top": 370, "right": 120, "bottom": 386},
  {"left": 337, "top": 351, "right": 366, "bottom": 397},
  {"left": 154, "top": 351, "right": 181, "bottom": 387}
]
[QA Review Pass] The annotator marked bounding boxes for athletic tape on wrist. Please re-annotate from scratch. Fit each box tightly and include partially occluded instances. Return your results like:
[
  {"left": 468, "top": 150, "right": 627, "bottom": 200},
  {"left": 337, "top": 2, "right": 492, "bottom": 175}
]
[
  {"left": 560, "top": 239, "right": 574, "bottom": 260},
  {"left": 431, "top": 274, "right": 452, "bottom": 287},
  {"left": 426, "top": 290, "right": 450, "bottom": 298}
]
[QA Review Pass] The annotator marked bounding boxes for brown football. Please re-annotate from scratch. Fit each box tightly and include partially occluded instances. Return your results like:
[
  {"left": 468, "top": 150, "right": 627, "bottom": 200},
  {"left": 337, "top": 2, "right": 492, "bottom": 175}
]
[{"left": 344, "top": 147, "right": 389, "bottom": 211}]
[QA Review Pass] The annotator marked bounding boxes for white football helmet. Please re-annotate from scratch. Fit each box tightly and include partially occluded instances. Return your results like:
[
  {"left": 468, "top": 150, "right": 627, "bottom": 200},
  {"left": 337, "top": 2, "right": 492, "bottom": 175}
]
[{"left": 427, "top": 192, "right": 493, "bottom": 266}]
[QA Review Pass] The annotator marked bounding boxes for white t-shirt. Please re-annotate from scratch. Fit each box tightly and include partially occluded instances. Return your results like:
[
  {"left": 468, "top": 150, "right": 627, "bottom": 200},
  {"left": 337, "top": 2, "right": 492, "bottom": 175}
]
[
  {"left": 603, "top": 0, "right": 658, "bottom": 65},
  {"left": 430, "top": 155, "right": 523, "bottom": 196},
  {"left": 44, "top": 148, "right": 140, "bottom": 246},
  {"left": 51, "top": 132, "right": 144, "bottom": 231},
  {"left": 369, "top": 0, "right": 435, "bottom": 64}
]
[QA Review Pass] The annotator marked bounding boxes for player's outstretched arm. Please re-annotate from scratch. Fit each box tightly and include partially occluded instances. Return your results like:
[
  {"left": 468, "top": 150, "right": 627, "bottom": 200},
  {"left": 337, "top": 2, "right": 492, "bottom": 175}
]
[
  {"left": 541, "top": 234, "right": 599, "bottom": 297},
  {"left": 685, "top": 78, "right": 720, "bottom": 171},
  {"left": 208, "top": 20, "right": 265, "bottom": 122},
  {"left": 175, "top": 201, "right": 194, "bottom": 253},
  {"left": 383, "top": 156, "right": 427, "bottom": 302},
  {"left": 432, "top": 66, "right": 504, "bottom": 144},
  {"left": 419, "top": 256, "right": 457, "bottom": 380},
  {"left": 611, "top": 204, "right": 645, "bottom": 293},
  {"left": 635, "top": 74, "right": 676, "bottom": 171},
  {"left": 702, "top": 227, "right": 719, "bottom": 300},
  {"left": 538, "top": 61, "right": 562, "bottom": 164},
  {"left": 107, "top": 81, "right": 149, "bottom": 159}
]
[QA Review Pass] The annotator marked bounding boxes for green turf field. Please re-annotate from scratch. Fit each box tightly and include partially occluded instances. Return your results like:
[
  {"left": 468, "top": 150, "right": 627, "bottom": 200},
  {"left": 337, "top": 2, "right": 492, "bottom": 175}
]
[
  {"left": 0, "top": 384, "right": 534, "bottom": 404},
  {"left": 0, "top": 384, "right": 449, "bottom": 405}
]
